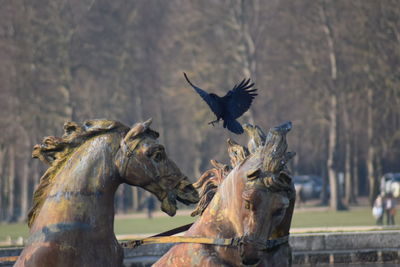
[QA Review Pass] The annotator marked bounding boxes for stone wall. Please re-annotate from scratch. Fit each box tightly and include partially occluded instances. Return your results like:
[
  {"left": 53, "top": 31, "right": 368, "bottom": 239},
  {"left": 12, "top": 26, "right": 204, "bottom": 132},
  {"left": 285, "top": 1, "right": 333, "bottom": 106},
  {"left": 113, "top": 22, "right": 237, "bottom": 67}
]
[{"left": 291, "top": 230, "right": 400, "bottom": 266}]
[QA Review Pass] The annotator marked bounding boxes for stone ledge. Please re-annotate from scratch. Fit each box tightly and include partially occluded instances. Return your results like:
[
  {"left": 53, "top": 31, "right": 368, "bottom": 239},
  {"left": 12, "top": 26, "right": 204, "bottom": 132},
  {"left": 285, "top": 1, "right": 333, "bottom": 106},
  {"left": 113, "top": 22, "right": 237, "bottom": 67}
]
[
  {"left": 291, "top": 230, "right": 400, "bottom": 251},
  {"left": 0, "top": 247, "right": 21, "bottom": 258},
  {"left": 292, "top": 248, "right": 400, "bottom": 265}
]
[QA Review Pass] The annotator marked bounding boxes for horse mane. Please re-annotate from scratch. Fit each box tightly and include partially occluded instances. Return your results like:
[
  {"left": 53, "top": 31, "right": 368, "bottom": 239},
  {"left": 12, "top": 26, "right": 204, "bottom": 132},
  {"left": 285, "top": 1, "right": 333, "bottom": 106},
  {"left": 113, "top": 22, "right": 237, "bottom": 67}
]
[
  {"left": 190, "top": 160, "right": 230, "bottom": 217},
  {"left": 191, "top": 137, "right": 249, "bottom": 217},
  {"left": 28, "top": 119, "right": 129, "bottom": 228}
]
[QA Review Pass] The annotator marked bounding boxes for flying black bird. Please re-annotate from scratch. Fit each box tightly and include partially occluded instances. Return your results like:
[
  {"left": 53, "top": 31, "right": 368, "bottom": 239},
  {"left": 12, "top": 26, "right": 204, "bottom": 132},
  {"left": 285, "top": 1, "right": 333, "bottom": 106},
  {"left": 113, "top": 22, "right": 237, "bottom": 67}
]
[{"left": 183, "top": 72, "right": 258, "bottom": 134}]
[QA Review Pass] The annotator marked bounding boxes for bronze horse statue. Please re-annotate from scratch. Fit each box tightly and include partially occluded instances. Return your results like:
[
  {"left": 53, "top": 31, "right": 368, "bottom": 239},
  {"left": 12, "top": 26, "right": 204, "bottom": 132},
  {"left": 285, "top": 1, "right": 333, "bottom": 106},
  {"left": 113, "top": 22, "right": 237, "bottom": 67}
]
[
  {"left": 15, "top": 119, "right": 199, "bottom": 267},
  {"left": 154, "top": 122, "right": 295, "bottom": 267}
]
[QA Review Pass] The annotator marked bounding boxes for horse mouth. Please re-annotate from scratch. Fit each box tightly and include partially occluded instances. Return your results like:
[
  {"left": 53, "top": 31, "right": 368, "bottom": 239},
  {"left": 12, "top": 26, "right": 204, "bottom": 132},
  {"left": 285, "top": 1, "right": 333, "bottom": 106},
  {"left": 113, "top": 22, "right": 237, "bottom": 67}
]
[
  {"left": 174, "top": 179, "right": 199, "bottom": 205},
  {"left": 160, "top": 178, "right": 199, "bottom": 216}
]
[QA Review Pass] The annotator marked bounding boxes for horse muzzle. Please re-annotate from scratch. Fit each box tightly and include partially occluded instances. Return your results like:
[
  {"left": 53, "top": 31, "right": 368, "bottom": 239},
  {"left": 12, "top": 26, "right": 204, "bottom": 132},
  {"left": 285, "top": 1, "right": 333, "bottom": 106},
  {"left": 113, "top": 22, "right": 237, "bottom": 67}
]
[
  {"left": 239, "top": 237, "right": 262, "bottom": 266},
  {"left": 173, "top": 178, "right": 199, "bottom": 205},
  {"left": 157, "top": 178, "right": 199, "bottom": 216}
]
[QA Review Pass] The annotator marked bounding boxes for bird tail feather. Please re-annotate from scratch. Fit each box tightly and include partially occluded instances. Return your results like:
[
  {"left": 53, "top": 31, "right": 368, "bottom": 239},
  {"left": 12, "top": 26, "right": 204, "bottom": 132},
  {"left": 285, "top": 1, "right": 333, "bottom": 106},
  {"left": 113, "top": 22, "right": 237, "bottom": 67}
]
[{"left": 225, "top": 119, "right": 244, "bottom": 135}]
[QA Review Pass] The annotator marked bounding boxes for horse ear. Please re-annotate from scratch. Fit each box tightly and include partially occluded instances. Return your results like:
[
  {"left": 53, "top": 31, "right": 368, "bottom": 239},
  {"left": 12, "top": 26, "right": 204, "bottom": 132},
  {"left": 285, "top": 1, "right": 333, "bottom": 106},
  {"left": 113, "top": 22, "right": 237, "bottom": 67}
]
[
  {"left": 124, "top": 118, "right": 153, "bottom": 141},
  {"left": 227, "top": 138, "right": 249, "bottom": 167},
  {"left": 143, "top": 118, "right": 153, "bottom": 129},
  {"left": 243, "top": 124, "right": 266, "bottom": 153}
]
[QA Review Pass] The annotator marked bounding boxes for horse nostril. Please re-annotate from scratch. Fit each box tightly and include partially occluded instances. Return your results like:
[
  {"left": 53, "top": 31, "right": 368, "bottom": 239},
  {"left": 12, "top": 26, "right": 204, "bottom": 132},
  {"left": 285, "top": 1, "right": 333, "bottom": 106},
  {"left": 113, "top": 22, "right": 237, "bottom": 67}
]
[
  {"left": 242, "top": 257, "right": 261, "bottom": 266},
  {"left": 240, "top": 241, "right": 261, "bottom": 266}
]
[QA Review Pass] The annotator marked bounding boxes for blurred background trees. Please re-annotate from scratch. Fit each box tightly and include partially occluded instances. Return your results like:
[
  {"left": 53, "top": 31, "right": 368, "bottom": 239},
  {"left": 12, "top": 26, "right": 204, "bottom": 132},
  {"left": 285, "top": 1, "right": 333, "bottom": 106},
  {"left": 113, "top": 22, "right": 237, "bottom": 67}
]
[{"left": 0, "top": 0, "right": 399, "bottom": 221}]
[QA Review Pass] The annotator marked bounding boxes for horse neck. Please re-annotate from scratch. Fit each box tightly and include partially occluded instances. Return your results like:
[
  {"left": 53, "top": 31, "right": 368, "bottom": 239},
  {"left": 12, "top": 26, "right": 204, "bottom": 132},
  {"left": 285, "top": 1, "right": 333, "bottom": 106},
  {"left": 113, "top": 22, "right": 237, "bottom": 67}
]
[
  {"left": 187, "top": 168, "right": 246, "bottom": 238},
  {"left": 31, "top": 134, "right": 121, "bottom": 234},
  {"left": 187, "top": 154, "right": 263, "bottom": 238}
]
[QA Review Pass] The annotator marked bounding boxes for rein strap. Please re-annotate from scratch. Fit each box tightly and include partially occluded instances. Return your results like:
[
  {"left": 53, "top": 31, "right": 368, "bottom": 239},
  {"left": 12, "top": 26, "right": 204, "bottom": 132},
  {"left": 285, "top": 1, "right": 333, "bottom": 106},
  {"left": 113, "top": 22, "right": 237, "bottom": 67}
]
[
  {"left": 123, "top": 236, "right": 240, "bottom": 249},
  {"left": 121, "top": 222, "right": 289, "bottom": 251},
  {"left": 0, "top": 256, "right": 19, "bottom": 263}
]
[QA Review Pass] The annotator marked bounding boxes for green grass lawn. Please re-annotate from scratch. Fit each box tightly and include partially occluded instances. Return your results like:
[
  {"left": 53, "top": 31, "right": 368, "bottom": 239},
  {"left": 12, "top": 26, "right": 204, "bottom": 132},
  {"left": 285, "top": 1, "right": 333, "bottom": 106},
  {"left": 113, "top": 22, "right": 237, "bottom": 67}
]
[
  {"left": 291, "top": 208, "right": 393, "bottom": 228},
  {"left": 0, "top": 207, "right": 399, "bottom": 242}
]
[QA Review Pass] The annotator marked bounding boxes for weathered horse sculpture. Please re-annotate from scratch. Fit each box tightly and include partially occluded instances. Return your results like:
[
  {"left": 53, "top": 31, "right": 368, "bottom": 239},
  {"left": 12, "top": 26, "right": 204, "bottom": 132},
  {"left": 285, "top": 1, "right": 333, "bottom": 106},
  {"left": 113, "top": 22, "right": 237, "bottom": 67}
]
[
  {"left": 154, "top": 122, "right": 295, "bottom": 267},
  {"left": 15, "top": 119, "right": 199, "bottom": 267},
  {"left": 246, "top": 125, "right": 296, "bottom": 267}
]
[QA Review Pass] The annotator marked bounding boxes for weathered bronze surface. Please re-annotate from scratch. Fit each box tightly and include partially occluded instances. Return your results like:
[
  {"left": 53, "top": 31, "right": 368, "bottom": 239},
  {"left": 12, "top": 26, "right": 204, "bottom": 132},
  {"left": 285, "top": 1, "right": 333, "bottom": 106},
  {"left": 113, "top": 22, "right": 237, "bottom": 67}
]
[
  {"left": 15, "top": 119, "right": 199, "bottom": 267},
  {"left": 154, "top": 122, "right": 296, "bottom": 267}
]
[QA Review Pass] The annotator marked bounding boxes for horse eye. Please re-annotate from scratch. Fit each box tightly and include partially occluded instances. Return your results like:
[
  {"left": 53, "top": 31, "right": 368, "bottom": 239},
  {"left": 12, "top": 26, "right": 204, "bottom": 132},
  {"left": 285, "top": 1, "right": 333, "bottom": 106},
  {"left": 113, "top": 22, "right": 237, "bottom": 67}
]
[
  {"left": 154, "top": 152, "right": 163, "bottom": 162},
  {"left": 151, "top": 148, "right": 165, "bottom": 162},
  {"left": 272, "top": 208, "right": 285, "bottom": 217}
]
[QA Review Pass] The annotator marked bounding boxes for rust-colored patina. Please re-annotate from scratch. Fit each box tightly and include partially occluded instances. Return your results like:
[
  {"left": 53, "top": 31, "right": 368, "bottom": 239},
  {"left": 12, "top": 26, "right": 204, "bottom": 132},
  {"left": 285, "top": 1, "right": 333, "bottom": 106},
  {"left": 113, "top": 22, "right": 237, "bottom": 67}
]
[
  {"left": 154, "top": 122, "right": 296, "bottom": 267},
  {"left": 15, "top": 119, "right": 199, "bottom": 267}
]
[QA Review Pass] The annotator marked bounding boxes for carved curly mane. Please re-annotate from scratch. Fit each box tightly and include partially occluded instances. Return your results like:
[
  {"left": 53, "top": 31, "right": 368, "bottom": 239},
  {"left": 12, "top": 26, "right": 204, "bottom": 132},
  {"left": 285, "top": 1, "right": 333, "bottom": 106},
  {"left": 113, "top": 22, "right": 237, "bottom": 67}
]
[
  {"left": 191, "top": 135, "right": 253, "bottom": 217},
  {"left": 190, "top": 160, "right": 230, "bottom": 217},
  {"left": 28, "top": 119, "right": 129, "bottom": 228}
]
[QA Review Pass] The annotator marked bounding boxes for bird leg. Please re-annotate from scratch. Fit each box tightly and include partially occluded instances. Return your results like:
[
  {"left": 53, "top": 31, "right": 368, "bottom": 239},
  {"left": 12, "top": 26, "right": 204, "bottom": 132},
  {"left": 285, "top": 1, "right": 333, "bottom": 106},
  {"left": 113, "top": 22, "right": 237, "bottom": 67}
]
[{"left": 208, "top": 119, "right": 220, "bottom": 126}]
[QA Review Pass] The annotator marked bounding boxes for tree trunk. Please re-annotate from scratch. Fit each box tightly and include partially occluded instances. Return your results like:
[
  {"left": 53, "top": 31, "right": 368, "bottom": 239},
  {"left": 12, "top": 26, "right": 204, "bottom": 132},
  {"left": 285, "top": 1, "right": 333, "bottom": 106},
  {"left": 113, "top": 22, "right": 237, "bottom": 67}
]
[
  {"left": 327, "top": 94, "right": 341, "bottom": 210},
  {"left": 193, "top": 155, "right": 202, "bottom": 181},
  {"left": 155, "top": 93, "right": 166, "bottom": 144},
  {"left": 0, "top": 148, "right": 5, "bottom": 221},
  {"left": 18, "top": 159, "right": 30, "bottom": 222},
  {"left": 375, "top": 154, "right": 383, "bottom": 186},
  {"left": 342, "top": 99, "right": 356, "bottom": 205},
  {"left": 366, "top": 87, "right": 377, "bottom": 205},
  {"left": 353, "top": 139, "right": 360, "bottom": 198},
  {"left": 132, "top": 187, "right": 139, "bottom": 211},
  {"left": 319, "top": 0, "right": 344, "bottom": 210},
  {"left": 232, "top": 0, "right": 259, "bottom": 124},
  {"left": 7, "top": 145, "right": 16, "bottom": 222},
  {"left": 344, "top": 137, "right": 355, "bottom": 205},
  {"left": 18, "top": 129, "right": 31, "bottom": 222},
  {"left": 320, "top": 163, "right": 329, "bottom": 205}
]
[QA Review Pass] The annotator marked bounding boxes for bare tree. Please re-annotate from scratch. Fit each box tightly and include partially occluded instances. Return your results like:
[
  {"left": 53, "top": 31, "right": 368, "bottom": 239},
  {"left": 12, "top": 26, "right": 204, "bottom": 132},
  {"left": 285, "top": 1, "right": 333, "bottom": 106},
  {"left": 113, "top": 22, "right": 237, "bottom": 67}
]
[{"left": 318, "top": 0, "right": 345, "bottom": 210}]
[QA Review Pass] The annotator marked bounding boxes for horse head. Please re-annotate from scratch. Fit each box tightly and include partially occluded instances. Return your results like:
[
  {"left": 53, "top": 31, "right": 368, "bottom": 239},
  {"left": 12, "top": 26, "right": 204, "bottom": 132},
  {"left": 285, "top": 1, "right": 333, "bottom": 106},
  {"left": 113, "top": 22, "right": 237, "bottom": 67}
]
[
  {"left": 115, "top": 118, "right": 199, "bottom": 216},
  {"left": 233, "top": 122, "right": 295, "bottom": 266}
]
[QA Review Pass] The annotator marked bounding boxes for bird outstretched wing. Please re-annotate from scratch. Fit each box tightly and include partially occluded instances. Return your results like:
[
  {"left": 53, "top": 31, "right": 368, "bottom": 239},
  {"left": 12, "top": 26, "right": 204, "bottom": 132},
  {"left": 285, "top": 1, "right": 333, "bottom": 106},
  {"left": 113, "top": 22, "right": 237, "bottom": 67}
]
[
  {"left": 183, "top": 73, "right": 222, "bottom": 116},
  {"left": 226, "top": 78, "right": 257, "bottom": 119}
]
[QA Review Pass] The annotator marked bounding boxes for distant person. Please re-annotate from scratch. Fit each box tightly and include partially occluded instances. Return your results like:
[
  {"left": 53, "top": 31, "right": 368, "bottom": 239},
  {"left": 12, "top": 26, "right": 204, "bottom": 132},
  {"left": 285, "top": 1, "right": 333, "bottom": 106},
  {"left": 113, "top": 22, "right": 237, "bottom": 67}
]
[
  {"left": 296, "top": 185, "right": 306, "bottom": 208},
  {"left": 372, "top": 194, "right": 384, "bottom": 225},
  {"left": 146, "top": 195, "right": 156, "bottom": 219},
  {"left": 385, "top": 193, "right": 396, "bottom": 225}
]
